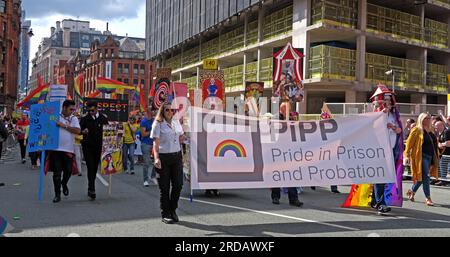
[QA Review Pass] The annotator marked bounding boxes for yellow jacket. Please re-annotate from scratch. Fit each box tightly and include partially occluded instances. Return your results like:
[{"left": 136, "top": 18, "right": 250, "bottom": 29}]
[{"left": 404, "top": 127, "right": 439, "bottom": 183}]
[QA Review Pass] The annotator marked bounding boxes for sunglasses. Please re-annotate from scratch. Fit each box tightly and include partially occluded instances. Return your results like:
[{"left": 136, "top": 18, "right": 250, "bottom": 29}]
[
  {"left": 89, "top": 109, "right": 96, "bottom": 113},
  {"left": 164, "top": 108, "right": 175, "bottom": 113}
]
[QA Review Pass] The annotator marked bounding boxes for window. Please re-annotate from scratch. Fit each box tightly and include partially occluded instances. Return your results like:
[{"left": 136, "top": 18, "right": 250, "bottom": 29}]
[
  {"left": 118, "top": 78, "right": 122, "bottom": 82},
  {"left": 141, "top": 79, "right": 145, "bottom": 86},
  {"left": 0, "top": 1, "right": 5, "bottom": 13},
  {"left": 140, "top": 64, "right": 145, "bottom": 75},
  {"left": 124, "top": 64, "right": 129, "bottom": 74},
  {"left": 124, "top": 79, "right": 129, "bottom": 85},
  {"left": 82, "top": 43, "right": 90, "bottom": 48},
  {"left": 133, "top": 79, "right": 139, "bottom": 86},
  {"left": 70, "top": 50, "right": 77, "bottom": 56},
  {"left": 134, "top": 64, "right": 139, "bottom": 75},
  {"left": 2, "top": 47, "right": 6, "bottom": 65},
  {"left": 118, "top": 63, "right": 122, "bottom": 74}
]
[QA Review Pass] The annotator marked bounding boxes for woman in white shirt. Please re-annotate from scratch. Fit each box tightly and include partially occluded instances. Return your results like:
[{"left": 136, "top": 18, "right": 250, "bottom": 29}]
[{"left": 151, "top": 103, "right": 184, "bottom": 224}]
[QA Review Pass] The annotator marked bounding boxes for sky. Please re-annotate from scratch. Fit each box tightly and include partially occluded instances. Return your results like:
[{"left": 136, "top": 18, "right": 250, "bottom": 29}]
[{"left": 22, "top": 0, "right": 146, "bottom": 70}]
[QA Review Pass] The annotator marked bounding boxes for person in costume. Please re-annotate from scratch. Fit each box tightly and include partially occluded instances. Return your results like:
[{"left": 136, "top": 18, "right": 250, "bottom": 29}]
[
  {"left": 343, "top": 84, "right": 404, "bottom": 214},
  {"left": 371, "top": 85, "right": 403, "bottom": 214}
]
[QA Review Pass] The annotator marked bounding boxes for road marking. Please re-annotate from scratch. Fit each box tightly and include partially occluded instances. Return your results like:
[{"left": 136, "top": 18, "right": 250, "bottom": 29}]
[
  {"left": 367, "top": 233, "right": 381, "bottom": 237},
  {"left": 96, "top": 174, "right": 109, "bottom": 187},
  {"left": 67, "top": 233, "right": 80, "bottom": 237},
  {"left": 180, "top": 197, "right": 360, "bottom": 232}
]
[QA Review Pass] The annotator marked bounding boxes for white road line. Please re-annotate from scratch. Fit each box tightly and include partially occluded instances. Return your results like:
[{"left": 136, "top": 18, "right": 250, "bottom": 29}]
[
  {"left": 96, "top": 174, "right": 109, "bottom": 187},
  {"left": 180, "top": 197, "right": 360, "bottom": 232}
]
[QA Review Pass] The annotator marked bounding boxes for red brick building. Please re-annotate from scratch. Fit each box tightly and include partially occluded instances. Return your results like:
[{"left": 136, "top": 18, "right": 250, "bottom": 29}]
[
  {"left": 73, "top": 35, "right": 154, "bottom": 104},
  {"left": 53, "top": 60, "right": 74, "bottom": 95},
  {"left": 0, "top": 0, "right": 21, "bottom": 114}
]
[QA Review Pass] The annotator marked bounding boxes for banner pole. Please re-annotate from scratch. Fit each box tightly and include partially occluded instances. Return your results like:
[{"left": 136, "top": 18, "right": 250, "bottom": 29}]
[
  {"left": 109, "top": 173, "right": 112, "bottom": 197},
  {"left": 38, "top": 151, "right": 45, "bottom": 202}
]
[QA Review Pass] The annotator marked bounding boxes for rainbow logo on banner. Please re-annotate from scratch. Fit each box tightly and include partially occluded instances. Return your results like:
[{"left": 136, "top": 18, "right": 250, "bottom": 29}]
[
  {"left": 0, "top": 216, "right": 14, "bottom": 235},
  {"left": 214, "top": 140, "right": 247, "bottom": 158}
]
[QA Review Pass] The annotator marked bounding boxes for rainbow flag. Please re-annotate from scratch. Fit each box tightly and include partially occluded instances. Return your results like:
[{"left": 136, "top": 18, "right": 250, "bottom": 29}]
[
  {"left": 96, "top": 77, "right": 134, "bottom": 94},
  {"left": 74, "top": 74, "right": 84, "bottom": 99},
  {"left": 132, "top": 82, "right": 147, "bottom": 112},
  {"left": 38, "top": 85, "right": 49, "bottom": 103},
  {"left": 86, "top": 90, "right": 101, "bottom": 99},
  {"left": 0, "top": 216, "right": 14, "bottom": 235}
]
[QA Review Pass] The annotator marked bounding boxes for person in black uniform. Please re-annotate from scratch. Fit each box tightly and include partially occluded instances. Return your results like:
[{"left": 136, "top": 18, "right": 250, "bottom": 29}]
[{"left": 80, "top": 101, "right": 109, "bottom": 200}]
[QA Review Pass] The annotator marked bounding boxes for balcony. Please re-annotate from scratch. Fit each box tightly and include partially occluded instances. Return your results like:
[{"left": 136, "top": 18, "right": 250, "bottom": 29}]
[{"left": 308, "top": 45, "right": 357, "bottom": 81}]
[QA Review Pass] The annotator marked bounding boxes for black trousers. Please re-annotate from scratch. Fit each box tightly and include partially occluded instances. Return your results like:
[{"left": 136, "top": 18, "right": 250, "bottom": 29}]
[
  {"left": 18, "top": 139, "right": 26, "bottom": 159},
  {"left": 156, "top": 152, "right": 183, "bottom": 217},
  {"left": 272, "top": 188, "right": 299, "bottom": 203},
  {"left": 30, "top": 151, "right": 39, "bottom": 166},
  {"left": 0, "top": 141, "right": 3, "bottom": 159},
  {"left": 83, "top": 146, "right": 102, "bottom": 192},
  {"left": 50, "top": 151, "right": 72, "bottom": 196}
]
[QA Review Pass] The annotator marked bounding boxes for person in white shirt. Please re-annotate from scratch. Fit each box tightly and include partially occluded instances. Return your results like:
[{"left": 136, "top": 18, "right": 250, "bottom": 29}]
[
  {"left": 151, "top": 103, "right": 184, "bottom": 224},
  {"left": 50, "top": 100, "right": 81, "bottom": 203}
]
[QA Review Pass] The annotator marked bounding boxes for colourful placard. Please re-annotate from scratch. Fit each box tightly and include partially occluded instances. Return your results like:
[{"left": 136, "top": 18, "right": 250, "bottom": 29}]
[
  {"left": 27, "top": 102, "right": 60, "bottom": 153},
  {"left": 101, "top": 123, "right": 124, "bottom": 175},
  {"left": 203, "top": 59, "right": 219, "bottom": 70}
]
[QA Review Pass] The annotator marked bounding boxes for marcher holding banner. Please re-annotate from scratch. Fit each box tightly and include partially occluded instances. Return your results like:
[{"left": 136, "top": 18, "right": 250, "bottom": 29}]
[
  {"left": 80, "top": 101, "right": 109, "bottom": 200},
  {"left": 343, "top": 84, "right": 404, "bottom": 215},
  {"left": 152, "top": 103, "right": 184, "bottom": 224},
  {"left": 50, "top": 100, "right": 81, "bottom": 203},
  {"left": 404, "top": 113, "right": 440, "bottom": 206}
]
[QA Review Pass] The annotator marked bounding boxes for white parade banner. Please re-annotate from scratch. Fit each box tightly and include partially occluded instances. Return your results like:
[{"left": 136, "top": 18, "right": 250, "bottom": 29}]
[{"left": 189, "top": 107, "right": 396, "bottom": 190}]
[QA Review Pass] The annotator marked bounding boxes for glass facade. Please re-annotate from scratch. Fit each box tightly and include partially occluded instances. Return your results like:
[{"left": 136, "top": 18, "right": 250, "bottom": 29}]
[{"left": 146, "top": 0, "right": 262, "bottom": 59}]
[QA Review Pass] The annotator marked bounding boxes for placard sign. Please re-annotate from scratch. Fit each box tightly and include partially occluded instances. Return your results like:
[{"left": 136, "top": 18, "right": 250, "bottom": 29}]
[{"left": 27, "top": 102, "right": 60, "bottom": 153}]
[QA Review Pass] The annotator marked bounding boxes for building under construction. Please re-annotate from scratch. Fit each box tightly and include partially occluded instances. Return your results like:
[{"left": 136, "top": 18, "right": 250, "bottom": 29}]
[{"left": 146, "top": 0, "right": 450, "bottom": 114}]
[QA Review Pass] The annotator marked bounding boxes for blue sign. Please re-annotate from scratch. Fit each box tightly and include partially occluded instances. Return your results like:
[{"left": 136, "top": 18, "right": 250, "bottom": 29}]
[{"left": 27, "top": 102, "right": 60, "bottom": 153}]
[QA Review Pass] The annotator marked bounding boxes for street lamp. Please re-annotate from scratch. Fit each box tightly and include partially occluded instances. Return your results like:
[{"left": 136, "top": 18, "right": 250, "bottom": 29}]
[{"left": 386, "top": 69, "right": 395, "bottom": 93}]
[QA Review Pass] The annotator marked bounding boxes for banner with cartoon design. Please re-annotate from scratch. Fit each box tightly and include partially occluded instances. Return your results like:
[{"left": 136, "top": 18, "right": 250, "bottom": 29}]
[
  {"left": 101, "top": 123, "right": 124, "bottom": 175},
  {"left": 200, "top": 70, "right": 225, "bottom": 110}
]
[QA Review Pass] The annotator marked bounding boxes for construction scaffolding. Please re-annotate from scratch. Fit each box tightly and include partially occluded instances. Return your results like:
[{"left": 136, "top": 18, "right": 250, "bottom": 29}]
[
  {"left": 427, "top": 63, "right": 449, "bottom": 94},
  {"left": 308, "top": 45, "right": 357, "bottom": 81},
  {"left": 366, "top": 52, "right": 423, "bottom": 91},
  {"left": 311, "top": 0, "right": 359, "bottom": 28}
]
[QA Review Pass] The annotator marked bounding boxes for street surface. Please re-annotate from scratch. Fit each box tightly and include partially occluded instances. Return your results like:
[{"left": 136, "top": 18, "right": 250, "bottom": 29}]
[{"left": 2, "top": 147, "right": 450, "bottom": 237}]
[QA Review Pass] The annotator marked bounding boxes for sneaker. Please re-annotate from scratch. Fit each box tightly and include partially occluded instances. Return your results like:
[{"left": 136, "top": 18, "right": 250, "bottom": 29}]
[
  {"left": 162, "top": 217, "right": 175, "bottom": 224},
  {"left": 407, "top": 190, "right": 415, "bottom": 202},
  {"left": 151, "top": 178, "right": 158, "bottom": 186},
  {"left": 144, "top": 181, "right": 150, "bottom": 187},
  {"left": 22, "top": 159, "right": 26, "bottom": 164},
  {"left": 124, "top": 170, "right": 129, "bottom": 174},
  {"left": 78, "top": 173, "right": 83, "bottom": 177},
  {"left": 213, "top": 190, "right": 220, "bottom": 197},
  {"left": 130, "top": 171, "right": 135, "bottom": 175},
  {"left": 377, "top": 205, "right": 391, "bottom": 215},
  {"left": 426, "top": 198, "right": 434, "bottom": 206}
]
